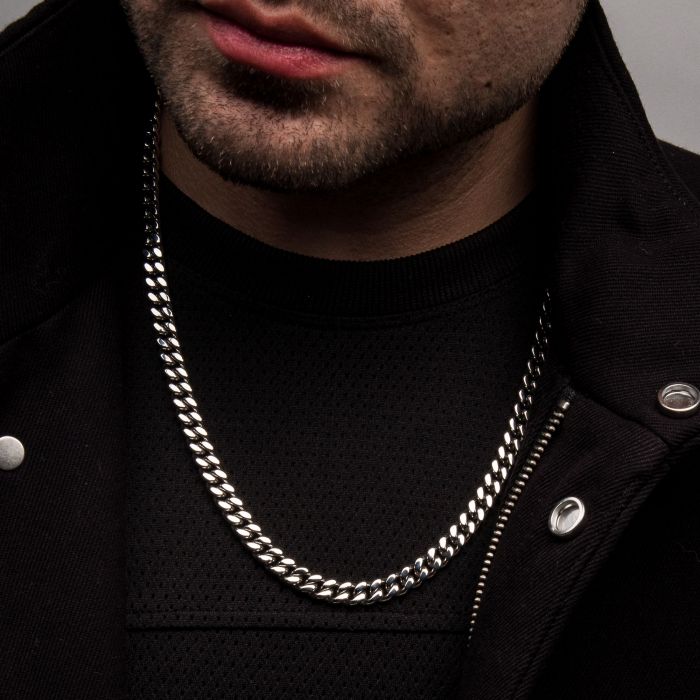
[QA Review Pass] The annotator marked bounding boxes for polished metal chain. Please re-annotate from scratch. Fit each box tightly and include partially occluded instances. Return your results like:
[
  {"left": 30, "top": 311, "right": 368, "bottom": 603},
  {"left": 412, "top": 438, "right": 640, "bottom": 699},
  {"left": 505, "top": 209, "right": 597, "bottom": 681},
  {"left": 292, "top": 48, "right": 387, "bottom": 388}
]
[{"left": 141, "top": 102, "right": 551, "bottom": 605}]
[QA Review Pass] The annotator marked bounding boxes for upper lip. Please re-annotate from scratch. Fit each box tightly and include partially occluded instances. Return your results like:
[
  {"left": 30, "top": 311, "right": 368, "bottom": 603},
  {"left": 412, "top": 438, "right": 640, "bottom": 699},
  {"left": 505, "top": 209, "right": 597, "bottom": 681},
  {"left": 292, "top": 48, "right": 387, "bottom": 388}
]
[{"left": 199, "top": 0, "right": 355, "bottom": 55}]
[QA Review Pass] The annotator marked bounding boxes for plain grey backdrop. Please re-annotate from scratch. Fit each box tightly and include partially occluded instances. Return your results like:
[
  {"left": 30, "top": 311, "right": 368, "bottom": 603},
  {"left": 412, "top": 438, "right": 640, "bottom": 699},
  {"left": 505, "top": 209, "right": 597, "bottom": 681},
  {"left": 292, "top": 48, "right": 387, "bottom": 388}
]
[{"left": 1, "top": 0, "right": 699, "bottom": 153}]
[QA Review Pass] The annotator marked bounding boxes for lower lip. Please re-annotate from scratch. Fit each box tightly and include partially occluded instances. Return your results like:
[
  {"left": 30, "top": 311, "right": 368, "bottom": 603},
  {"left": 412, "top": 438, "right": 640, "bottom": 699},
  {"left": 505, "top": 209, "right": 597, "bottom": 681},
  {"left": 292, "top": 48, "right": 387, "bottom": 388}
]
[{"left": 202, "top": 11, "right": 357, "bottom": 80}]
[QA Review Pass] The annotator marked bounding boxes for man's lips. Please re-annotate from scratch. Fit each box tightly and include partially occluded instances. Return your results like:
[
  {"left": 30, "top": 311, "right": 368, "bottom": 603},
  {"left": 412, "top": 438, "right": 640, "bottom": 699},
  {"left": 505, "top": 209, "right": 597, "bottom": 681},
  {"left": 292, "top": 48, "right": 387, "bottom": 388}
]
[
  {"left": 198, "top": 1, "right": 363, "bottom": 80},
  {"left": 200, "top": 0, "right": 352, "bottom": 54}
]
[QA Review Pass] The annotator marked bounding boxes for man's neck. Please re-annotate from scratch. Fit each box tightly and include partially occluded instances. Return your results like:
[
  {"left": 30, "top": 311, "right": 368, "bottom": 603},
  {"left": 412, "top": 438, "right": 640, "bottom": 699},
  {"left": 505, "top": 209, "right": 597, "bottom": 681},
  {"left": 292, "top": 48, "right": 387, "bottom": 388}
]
[{"left": 161, "top": 100, "right": 537, "bottom": 261}]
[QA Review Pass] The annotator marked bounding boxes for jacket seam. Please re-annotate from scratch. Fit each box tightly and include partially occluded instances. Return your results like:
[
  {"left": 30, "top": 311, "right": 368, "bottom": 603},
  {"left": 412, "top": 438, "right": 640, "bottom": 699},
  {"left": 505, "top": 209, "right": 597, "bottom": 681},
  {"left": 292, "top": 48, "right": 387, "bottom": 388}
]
[
  {"left": 658, "top": 141, "right": 700, "bottom": 212},
  {"left": 0, "top": 272, "right": 112, "bottom": 348},
  {"left": 561, "top": 382, "right": 679, "bottom": 451}
]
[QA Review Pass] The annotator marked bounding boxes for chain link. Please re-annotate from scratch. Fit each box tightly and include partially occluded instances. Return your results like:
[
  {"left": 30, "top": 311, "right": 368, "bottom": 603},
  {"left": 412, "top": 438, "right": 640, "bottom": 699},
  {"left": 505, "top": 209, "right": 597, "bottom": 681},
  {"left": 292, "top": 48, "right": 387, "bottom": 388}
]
[{"left": 141, "top": 101, "right": 551, "bottom": 605}]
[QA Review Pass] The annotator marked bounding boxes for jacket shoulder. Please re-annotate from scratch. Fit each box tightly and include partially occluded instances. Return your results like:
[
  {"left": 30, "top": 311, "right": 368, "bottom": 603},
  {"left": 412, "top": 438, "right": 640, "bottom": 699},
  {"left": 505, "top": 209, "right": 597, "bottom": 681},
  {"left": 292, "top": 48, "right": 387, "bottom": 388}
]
[
  {"left": 659, "top": 140, "right": 700, "bottom": 205},
  {"left": 0, "top": 0, "right": 76, "bottom": 58},
  {"left": 0, "top": 0, "right": 149, "bottom": 344}
]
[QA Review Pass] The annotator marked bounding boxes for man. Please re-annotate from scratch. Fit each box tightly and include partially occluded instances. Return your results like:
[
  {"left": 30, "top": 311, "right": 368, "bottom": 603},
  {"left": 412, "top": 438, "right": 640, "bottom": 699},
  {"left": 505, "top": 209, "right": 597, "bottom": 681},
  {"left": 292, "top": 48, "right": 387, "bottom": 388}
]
[{"left": 1, "top": 0, "right": 699, "bottom": 697}]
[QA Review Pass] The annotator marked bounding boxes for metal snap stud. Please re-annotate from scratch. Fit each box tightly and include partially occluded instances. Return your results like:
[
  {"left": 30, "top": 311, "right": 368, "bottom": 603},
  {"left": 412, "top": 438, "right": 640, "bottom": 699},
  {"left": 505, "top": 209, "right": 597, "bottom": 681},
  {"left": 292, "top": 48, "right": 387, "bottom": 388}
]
[
  {"left": 0, "top": 436, "right": 25, "bottom": 471},
  {"left": 657, "top": 382, "right": 700, "bottom": 417},
  {"left": 548, "top": 497, "right": 585, "bottom": 538}
]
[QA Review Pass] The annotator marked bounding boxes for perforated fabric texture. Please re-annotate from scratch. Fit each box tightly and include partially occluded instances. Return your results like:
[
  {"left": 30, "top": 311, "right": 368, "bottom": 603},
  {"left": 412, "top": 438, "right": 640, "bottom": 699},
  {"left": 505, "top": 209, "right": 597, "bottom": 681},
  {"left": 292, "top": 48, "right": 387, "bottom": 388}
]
[{"left": 124, "top": 177, "right": 554, "bottom": 699}]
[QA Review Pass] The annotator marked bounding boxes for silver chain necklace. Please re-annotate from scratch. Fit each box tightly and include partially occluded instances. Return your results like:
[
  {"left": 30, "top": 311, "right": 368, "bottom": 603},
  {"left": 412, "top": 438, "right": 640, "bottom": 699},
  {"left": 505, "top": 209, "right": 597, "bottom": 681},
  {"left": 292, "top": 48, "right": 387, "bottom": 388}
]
[{"left": 141, "top": 101, "right": 551, "bottom": 605}]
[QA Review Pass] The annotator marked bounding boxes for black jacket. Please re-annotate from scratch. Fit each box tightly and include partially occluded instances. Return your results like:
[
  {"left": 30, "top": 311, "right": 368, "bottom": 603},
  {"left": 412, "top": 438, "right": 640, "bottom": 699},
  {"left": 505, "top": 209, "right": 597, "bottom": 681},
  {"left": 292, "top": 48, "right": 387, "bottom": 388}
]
[{"left": 1, "top": 1, "right": 699, "bottom": 698}]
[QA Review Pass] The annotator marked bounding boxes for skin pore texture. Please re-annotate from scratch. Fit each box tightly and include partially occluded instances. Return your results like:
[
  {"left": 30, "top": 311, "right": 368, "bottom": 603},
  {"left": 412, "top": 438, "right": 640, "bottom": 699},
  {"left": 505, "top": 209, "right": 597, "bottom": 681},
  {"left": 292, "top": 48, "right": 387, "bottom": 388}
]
[{"left": 122, "top": 0, "right": 587, "bottom": 260}]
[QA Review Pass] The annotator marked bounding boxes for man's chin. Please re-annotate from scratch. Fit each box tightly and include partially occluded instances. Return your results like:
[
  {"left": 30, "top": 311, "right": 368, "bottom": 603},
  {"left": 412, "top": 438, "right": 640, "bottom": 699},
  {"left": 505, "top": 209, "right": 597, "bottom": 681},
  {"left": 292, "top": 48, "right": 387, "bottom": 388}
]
[
  {"left": 167, "top": 100, "right": 392, "bottom": 193},
  {"left": 186, "top": 140, "right": 382, "bottom": 194}
]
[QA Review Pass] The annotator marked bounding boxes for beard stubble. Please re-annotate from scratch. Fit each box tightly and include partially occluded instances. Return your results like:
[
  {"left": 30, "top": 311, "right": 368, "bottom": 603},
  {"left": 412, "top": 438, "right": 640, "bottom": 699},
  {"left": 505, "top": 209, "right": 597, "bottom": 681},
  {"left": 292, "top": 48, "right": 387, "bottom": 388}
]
[{"left": 122, "top": 0, "right": 539, "bottom": 193}]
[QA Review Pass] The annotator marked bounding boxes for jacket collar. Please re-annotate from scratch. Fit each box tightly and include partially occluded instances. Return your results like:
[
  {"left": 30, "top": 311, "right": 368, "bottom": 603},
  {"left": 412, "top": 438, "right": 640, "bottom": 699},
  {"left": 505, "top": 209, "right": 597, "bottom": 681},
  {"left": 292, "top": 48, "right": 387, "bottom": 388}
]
[{"left": 541, "top": 4, "right": 700, "bottom": 447}]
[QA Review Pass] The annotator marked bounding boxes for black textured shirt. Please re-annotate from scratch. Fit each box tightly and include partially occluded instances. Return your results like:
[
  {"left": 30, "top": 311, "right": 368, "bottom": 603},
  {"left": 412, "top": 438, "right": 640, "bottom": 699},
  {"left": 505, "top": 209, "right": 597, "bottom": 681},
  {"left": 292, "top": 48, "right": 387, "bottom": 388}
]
[{"left": 125, "top": 178, "right": 551, "bottom": 699}]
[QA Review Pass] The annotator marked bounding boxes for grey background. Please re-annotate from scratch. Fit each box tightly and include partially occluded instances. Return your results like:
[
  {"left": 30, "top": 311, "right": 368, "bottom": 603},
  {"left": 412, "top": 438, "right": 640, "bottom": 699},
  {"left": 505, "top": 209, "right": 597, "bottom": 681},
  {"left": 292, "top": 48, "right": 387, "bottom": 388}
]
[{"left": 2, "top": 0, "right": 699, "bottom": 152}]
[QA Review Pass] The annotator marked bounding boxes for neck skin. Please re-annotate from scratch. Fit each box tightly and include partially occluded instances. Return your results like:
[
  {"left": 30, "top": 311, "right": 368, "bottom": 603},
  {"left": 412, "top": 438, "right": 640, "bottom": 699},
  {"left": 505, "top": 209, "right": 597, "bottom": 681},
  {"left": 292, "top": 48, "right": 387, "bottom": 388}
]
[{"left": 162, "top": 99, "right": 537, "bottom": 261}]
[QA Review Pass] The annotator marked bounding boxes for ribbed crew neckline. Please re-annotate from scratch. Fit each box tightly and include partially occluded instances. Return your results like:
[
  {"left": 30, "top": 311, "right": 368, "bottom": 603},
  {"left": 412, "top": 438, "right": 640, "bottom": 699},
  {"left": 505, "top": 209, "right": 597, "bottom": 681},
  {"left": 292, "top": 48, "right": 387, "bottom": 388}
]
[{"left": 160, "top": 176, "right": 546, "bottom": 317}]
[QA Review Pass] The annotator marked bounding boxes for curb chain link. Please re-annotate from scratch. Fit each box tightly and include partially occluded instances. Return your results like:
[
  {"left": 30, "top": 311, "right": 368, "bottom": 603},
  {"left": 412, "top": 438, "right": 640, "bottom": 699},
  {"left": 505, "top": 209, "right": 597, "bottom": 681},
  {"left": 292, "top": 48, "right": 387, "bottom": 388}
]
[{"left": 141, "top": 102, "right": 551, "bottom": 605}]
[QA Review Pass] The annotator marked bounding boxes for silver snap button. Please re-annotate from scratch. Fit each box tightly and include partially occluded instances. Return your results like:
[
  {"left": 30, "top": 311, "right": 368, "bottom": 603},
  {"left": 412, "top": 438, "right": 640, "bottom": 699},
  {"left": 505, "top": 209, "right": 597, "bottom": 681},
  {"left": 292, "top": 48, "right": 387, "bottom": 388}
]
[
  {"left": 0, "top": 436, "right": 25, "bottom": 471},
  {"left": 548, "top": 497, "right": 585, "bottom": 538},
  {"left": 657, "top": 382, "right": 700, "bottom": 417}
]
